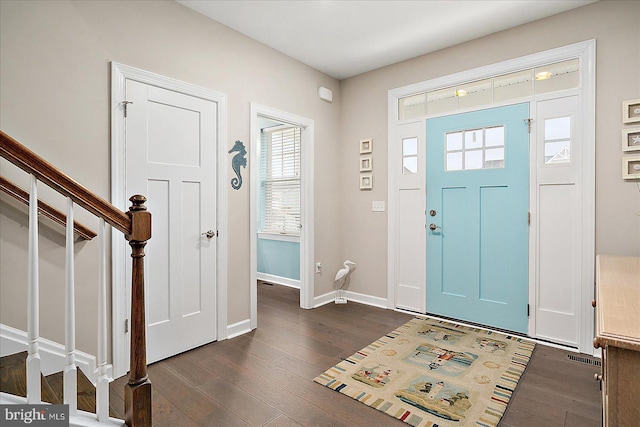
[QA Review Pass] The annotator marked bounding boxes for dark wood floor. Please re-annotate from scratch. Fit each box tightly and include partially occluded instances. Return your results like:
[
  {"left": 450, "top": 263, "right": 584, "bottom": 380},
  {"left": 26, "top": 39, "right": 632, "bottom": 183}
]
[{"left": 110, "top": 283, "right": 602, "bottom": 426}]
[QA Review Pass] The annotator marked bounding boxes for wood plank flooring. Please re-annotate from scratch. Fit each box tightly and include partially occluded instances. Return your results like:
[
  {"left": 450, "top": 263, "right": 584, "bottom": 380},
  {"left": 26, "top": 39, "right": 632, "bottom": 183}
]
[{"left": 110, "top": 283, "right": 602, "bottom": 426}]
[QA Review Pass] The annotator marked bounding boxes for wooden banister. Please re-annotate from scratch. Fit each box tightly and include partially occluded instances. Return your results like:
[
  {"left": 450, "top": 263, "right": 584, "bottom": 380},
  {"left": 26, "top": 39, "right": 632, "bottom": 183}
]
[
  {"left": 0, "top": 176, "right": 97, "bottom": 240},
  {"left": 124, "top": 195, "right": 152, "bottom": 427},
  {"left": 1, "top": 130, "right": 152, "bottom": 427},
  {"left": 0, "top": 131, "right": 130, "bottom": 235}
]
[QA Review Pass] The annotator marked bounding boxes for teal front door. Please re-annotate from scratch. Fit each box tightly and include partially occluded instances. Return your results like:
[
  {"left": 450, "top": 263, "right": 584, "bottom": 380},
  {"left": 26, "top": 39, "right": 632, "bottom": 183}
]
[{"left": 426, "top": 103, "right": 530, "bottom": 333}]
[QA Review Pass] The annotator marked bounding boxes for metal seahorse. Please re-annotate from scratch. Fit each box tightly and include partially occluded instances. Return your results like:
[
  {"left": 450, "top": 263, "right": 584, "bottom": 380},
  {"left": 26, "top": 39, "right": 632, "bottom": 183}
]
[{"left": 228, "top": 140, "right": 247, "bottom": 190}]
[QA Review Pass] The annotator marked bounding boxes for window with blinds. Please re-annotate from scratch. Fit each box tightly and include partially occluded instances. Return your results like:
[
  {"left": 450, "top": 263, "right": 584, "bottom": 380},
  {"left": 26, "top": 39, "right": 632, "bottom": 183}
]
[{"left": 261, "top": 126, "right": 301, "bottom": 235}]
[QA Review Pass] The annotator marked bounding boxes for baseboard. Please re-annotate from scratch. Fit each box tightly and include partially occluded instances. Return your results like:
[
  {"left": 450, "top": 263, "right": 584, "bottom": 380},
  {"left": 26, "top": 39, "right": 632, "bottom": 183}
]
[
  {"left": 226, "top": 319, "right": 252, "bottom": 339},
  {"left": 344, "top": 290, "right": 388, "bottom": 308},
  {"left": 257, "top": 272, "right": 300, "bottom": 289},
  {"left": 313, "top": 291, "right": 335, "bottom": 308},
  {"left": 0, "top": 324, "right": 111, "bottom": 385},
  {"left": 313, "top": 290, "right": 389, "bottom": 309}
]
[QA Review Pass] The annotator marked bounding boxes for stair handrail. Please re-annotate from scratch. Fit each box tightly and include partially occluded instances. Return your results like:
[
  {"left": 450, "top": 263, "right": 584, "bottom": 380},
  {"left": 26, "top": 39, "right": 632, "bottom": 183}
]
[
  {"left": 0, "top": 176, "right": 97, "bottom": 240},
  {"left": 0, "top": 130, "right": 152, "bottom": 427},
  {"left": 0, "top": 131, "right": 130, "bottom": 234}
]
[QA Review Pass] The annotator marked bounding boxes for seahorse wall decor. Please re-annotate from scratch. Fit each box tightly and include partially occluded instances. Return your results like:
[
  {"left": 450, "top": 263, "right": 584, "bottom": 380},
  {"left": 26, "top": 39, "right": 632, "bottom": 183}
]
[{"left": 228, "top": 140, "right": 247, "bottom": 190}]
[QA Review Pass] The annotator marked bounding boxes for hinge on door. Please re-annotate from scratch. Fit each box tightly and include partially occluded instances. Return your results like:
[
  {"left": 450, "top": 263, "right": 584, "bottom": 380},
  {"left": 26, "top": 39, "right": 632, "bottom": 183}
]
[
  {"left": 528, "top": 212, "right": 531, "bottom": 225},
  {"left": 524, "top": 118, "right": 533, "bottom": 134},
  {"left": 125, "top": 319, "right": 129, "bottom": 333},
  {"left": 216, "top": 230, "right": 219, "bottom": 237},
  {"left": 527, "top": 304, "right": 530, "bottom": 317},
  {"left": 122, "top": 101, "right": 133, "bottom": 118}
]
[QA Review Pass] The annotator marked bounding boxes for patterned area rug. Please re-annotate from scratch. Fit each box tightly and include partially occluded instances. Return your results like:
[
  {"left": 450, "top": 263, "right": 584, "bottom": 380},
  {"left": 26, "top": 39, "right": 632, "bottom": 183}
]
[{"left": 314, "top": 317, "right": 535, "bottom": 427}]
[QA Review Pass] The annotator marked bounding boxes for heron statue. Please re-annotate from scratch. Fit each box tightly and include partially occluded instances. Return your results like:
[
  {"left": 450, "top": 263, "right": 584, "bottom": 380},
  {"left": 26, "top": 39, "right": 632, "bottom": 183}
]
[{"left": 334, "top": 260, "right": 356, "bottom": 304}]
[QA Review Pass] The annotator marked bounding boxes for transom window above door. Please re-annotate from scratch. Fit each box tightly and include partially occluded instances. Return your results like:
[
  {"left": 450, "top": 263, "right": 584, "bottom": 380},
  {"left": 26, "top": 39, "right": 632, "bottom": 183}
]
[
  {"left": 445, "top": 126, "right": 505, "bottom": 171},
  {"left": 398, "top": 58, "right": 579, "bottom": 120}
]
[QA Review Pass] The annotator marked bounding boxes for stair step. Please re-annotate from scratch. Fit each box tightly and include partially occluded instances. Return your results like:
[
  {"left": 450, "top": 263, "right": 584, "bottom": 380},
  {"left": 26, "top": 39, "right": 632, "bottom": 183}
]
[
  {"left": 45, "top": 369, "right": 96, "bottom": 412},
  {"left": 0, "top": 352, "right": 122, "bottom": 418}
]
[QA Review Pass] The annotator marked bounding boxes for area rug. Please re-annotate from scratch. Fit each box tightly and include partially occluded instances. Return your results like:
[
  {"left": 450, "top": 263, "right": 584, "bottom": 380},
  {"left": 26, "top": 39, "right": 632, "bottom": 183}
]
[{"left": 314, "top": 317, "right": 535, "bottom": 427}]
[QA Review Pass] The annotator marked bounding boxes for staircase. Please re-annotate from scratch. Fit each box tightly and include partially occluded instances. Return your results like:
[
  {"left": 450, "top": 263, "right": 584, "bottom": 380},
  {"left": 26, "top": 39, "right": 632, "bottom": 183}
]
[
  {"left": 0, "top": 352, "right": 123, "bottom": 419},
  {"left": 0, "top": 130, "right": 152, "bottom": 426}
]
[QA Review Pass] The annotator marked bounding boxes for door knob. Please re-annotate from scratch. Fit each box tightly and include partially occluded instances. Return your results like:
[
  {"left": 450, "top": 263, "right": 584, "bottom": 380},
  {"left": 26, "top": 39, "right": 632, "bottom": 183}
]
[
  {"left": 202, "top": 230, "right": 215, "bottom": 239},
  {"left": 429, "top": 224, "right": 442, "bottom": 231}
]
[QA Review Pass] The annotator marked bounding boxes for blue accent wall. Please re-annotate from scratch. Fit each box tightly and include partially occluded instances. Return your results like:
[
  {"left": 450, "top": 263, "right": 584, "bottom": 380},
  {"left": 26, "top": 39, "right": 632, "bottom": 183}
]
[{"left": 257, "top": 237, "right": 300, "bottom": 280}]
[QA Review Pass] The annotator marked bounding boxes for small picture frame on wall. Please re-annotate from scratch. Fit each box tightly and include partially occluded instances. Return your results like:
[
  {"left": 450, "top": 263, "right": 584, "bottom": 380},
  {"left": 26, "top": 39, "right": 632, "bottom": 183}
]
[
  {"left": 360, "top": 138, "right": 373, "bottom": 154},
  {"left": 622, "top": 99, "right": 640, "bottom": 124},
  {"left": 622, "top": 155, "right": 640, "bottom": 180},
  {"left": 622, "top": 127, "right": 640, "bottom": 152},
  {"left": 360, "top": 155, "right": 372, "bottom": 172},
  {"left": 360, "top": 173, "right": 373, "bottom": 190}
]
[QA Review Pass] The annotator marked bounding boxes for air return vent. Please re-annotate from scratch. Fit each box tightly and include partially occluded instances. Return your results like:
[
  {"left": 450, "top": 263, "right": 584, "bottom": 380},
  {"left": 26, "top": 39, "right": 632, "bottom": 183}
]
[{"left": 567, "top": 354, "right": 601, "bottom": 367}]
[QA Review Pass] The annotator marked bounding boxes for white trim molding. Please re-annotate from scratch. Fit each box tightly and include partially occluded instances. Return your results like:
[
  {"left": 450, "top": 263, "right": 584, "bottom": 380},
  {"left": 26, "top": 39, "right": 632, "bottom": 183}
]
[
  {"left": 110, "top": 62, "right": 228, "bottom": 377},
  {"left": 226, "top": 319, "right": 252, "bottom": 339},
  {"left": 256, "top": 273, "right": 300, "bottom": 289},
  {"left": 313, "top": 290, "right": 389, "bottom": 309},
  {"left": 0, "top": 324, "right": 112, "bottom": 385}
]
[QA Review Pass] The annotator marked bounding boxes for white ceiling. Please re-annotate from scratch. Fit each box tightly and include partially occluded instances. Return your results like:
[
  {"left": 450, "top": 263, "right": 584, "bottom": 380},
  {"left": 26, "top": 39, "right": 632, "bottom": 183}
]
[{"left": 177, "top": 0, "right": 597, "bottom": 80}]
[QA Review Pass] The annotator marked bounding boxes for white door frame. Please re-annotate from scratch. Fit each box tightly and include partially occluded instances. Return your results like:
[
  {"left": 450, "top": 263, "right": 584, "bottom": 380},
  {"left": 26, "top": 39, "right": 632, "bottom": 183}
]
[
  {"left": 387, "top": 40, "right": 596, "bottom": 354},
  {"left": 250, "top": 103, "right": 315, "bottom": 329},
  {"left": 110, "top": 62, "right": 228, "bottom": 377}
]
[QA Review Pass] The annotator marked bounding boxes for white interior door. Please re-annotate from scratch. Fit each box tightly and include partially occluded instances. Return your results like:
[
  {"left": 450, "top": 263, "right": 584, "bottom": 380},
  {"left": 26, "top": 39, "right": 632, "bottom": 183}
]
[{"left": 125, "top": 79, "right": 217, "bottom": 364}]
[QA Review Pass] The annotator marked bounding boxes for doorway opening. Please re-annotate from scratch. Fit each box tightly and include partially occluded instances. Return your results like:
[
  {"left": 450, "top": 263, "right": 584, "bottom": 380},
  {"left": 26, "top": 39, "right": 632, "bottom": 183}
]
[
  {"left": 250, "top": 104, "right": 315, "bottom": 330},
  {"left": 387, "top": 40, "right": 596, "bottom": 354}
]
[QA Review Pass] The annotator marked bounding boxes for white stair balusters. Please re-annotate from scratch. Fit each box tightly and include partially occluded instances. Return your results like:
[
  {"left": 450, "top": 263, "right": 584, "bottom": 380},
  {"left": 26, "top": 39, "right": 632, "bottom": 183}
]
[
  {"left": 26, "top": 175, "right": 41, "bottom": 403},
  {"left": 96, "top": 218, "right": 109, "bottom": 422},
  {"left": 64, "top": 197, "right": 78, "bottom": 415}
]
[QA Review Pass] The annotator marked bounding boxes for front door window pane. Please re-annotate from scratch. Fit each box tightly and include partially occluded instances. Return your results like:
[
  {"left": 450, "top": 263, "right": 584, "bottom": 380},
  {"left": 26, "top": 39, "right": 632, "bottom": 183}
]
[
  {"left": 464, "top": 129, "right": 483, "bottom": 149},
  {"left": 446, "top": 152, "right": 463, "bottom": 171},
  {"left": 465, "top": 150, "right": 483, "bottom": 170},
  {"left": 446, "top": 126, "right": 505, "bottom": 171},
  {"left": 485, "top": 126, "right": 505, "bottom": 147},
  {"left": 446, "top": 132, "right": 463, "bottom": 151}
]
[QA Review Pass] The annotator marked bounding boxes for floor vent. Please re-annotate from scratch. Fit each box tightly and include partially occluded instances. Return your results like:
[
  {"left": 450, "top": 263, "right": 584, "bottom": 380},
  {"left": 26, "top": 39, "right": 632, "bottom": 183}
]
[{"left": 567, "top": 354, "right": 601, "bottom": 367}]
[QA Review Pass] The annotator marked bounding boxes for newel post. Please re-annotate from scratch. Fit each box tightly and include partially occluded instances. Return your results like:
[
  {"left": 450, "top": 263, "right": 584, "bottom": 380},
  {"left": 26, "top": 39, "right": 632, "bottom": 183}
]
[{"left": 124, "top": 195, "right": 152, "bottom": 427}]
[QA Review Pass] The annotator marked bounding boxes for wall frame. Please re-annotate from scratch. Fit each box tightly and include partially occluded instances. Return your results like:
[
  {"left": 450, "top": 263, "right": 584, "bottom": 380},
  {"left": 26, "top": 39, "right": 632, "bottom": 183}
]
[
  {"left": 360, "top": 155, "right": 372, "bottom": 172},
  {"left": 622, "top": 127, "right": 640, "bottom": 152},
  {"left": 360, "top": 138, "right": 373, "bottom": 154},
  {"left": 622, "top": 99, "right": 640, "bottom": 124},
  {"left": 622, "top": 155, "right": 640, "bottom": 180},
  {"left": 360, "top": 173, "right": 373, "bottom": 190}
]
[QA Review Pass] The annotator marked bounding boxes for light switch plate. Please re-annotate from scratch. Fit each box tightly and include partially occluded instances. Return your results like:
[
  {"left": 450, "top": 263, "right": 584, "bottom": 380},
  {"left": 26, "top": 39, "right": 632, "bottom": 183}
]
[{"left": 372, "top": 201, "right": 385, "bottom": 212}]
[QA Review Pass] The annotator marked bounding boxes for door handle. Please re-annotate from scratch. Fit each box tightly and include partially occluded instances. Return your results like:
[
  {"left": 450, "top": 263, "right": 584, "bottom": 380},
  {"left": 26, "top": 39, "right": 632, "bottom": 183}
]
[
  {"left": 429, "top": 224, "right": 442, "bottom": 231},
  {"left": 202, "top": 230, "right": 215, "bottom": 239}
]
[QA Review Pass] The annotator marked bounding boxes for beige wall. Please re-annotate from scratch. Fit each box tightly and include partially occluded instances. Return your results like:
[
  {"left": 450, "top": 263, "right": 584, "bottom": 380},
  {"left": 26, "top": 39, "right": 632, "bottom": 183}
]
[
  {"left": 0, "top": 0, "right": 342, "bottom": 355},
  {"left": 340, "top": 0, "right": 640, "bottom": 299},
  {"left": 1, "top": 0, "right": 639, "bottom": 359}
]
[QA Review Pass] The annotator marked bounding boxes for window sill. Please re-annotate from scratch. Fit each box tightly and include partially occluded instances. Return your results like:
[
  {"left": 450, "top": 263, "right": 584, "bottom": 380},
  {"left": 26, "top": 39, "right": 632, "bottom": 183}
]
[{"left": 258, "top": 232, "right": 300, "bottom": 243}]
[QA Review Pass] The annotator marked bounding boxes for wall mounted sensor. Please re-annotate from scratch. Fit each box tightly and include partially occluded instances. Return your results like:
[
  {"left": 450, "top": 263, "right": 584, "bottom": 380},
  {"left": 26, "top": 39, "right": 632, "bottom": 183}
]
[{"left": 318, "top": 86, "right": 333, "bottom": 103}]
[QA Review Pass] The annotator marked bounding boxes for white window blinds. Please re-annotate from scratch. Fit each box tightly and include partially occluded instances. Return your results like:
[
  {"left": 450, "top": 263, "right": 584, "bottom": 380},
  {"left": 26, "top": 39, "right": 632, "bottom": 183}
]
[{"left": 261, "top": 126, "right": 301, "bottom": 235}]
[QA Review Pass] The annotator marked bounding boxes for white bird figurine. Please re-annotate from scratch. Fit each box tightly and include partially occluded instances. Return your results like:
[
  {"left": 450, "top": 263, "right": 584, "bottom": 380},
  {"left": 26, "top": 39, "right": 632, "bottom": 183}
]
[{"left": 334, "top": 260, "right": 356, "bottom": 304}]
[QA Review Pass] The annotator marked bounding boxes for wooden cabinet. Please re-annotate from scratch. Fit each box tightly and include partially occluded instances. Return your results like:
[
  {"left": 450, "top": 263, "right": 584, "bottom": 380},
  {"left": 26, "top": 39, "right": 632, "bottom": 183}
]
[{"left": 594, "top": 255, "right": 640, "bottom": 426}]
